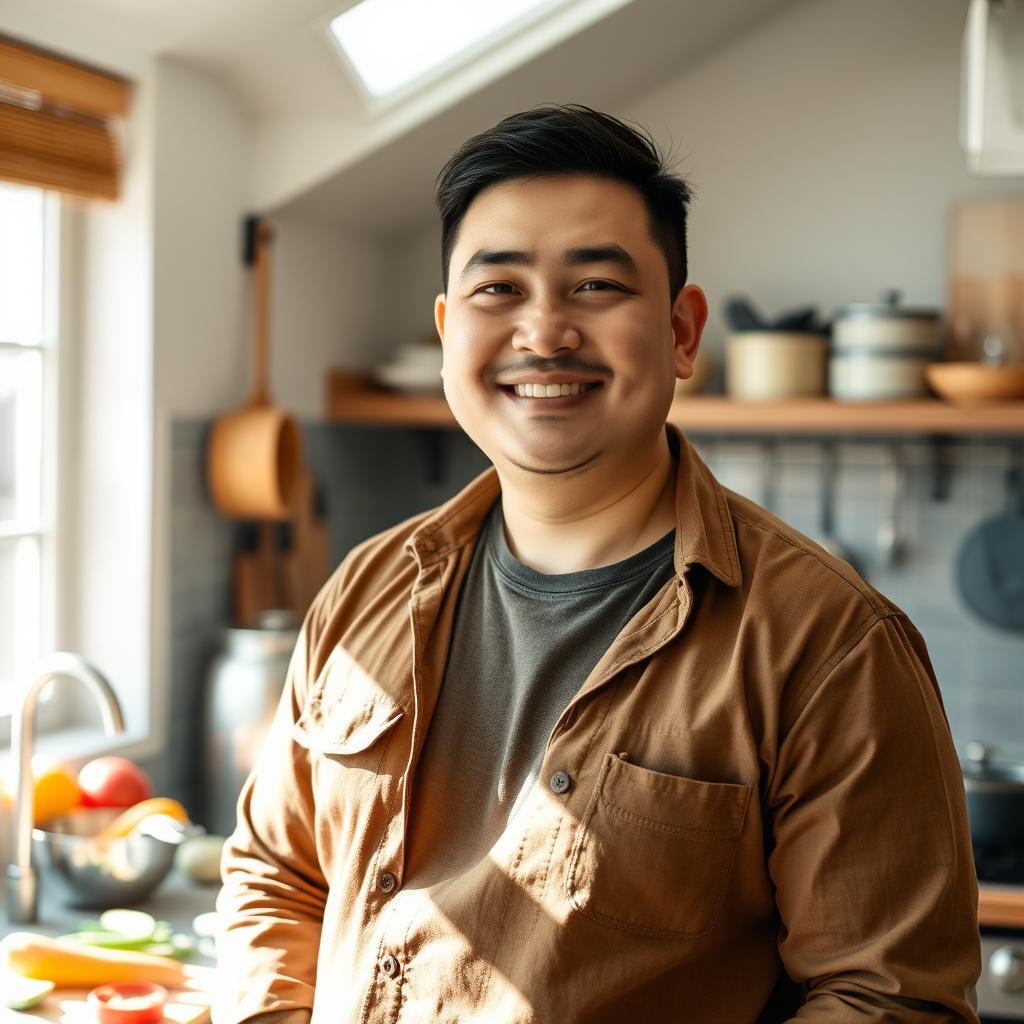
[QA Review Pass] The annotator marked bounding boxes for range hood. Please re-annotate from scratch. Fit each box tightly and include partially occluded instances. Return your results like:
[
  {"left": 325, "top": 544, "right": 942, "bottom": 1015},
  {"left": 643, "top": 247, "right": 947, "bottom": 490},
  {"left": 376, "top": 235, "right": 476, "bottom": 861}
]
[{"left": 961, "top": 0, "right": 1024, "bottom": 174}]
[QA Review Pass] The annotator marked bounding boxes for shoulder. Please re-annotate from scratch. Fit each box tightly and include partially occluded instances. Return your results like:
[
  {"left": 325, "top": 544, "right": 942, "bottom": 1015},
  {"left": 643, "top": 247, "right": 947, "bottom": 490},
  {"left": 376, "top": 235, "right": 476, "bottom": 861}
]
[
  {"left": 719, "top": 487, "right": 916, "bottom": 729},
  {"left": 724, "top": 485, "right": 895, "bottom": 620}
]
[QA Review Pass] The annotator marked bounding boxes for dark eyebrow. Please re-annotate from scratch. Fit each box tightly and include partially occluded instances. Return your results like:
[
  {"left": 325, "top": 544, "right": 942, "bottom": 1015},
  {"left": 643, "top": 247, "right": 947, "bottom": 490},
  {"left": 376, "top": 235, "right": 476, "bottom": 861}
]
[{"left": 459, "top": 243, "right": 638, "bottom": 281}]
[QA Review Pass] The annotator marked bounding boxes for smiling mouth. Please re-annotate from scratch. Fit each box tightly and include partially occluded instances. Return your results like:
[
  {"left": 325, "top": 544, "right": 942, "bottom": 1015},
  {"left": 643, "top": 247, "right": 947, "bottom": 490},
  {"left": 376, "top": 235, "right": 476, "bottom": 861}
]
[{"left": 497, "top": 382, "right": 603, "bottom": 398}]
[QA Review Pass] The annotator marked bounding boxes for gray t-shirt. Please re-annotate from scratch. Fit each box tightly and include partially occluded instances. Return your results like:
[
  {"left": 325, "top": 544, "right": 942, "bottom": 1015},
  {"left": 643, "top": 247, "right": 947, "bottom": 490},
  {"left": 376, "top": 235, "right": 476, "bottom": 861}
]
[{"left": 404, "top": 495, "right": 676, "bottom": 889}]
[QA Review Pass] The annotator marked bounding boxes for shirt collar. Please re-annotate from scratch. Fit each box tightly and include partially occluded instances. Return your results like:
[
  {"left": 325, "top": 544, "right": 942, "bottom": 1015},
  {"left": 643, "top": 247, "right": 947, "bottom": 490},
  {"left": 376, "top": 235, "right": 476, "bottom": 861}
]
[{"left": 405, "top": 423, "right": 742, "bottom": 589}]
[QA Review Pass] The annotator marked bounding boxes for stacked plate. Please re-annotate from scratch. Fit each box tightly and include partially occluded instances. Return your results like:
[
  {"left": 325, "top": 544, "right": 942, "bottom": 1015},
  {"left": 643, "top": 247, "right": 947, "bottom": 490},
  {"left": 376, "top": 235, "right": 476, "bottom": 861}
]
[{"left": 373, "top": 342, "right": 444, "bottom": 395}]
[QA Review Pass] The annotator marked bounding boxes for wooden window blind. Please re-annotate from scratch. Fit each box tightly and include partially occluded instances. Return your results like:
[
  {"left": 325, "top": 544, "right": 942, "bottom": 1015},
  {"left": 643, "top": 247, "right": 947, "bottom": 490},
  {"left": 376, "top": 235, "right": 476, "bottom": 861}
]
[{"left": 0, "top": 35, "right": 131, "bottom": 201}]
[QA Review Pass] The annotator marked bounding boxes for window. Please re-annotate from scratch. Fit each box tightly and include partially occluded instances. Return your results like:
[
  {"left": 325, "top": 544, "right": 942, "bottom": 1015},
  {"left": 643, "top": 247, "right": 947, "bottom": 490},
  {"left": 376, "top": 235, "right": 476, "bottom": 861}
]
[
  {"left": 0, "top": 181, "right": 60, "bottom": 714},
  {"left": 328, "top": 0, "right": 573, "bottom": 100}
]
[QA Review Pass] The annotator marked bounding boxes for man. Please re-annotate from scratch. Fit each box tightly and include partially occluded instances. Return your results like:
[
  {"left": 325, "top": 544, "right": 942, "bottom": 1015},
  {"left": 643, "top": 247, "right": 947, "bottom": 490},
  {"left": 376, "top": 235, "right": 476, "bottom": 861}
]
[{"left": 216, "top": 105, "right": 981, "bottom": 1023}]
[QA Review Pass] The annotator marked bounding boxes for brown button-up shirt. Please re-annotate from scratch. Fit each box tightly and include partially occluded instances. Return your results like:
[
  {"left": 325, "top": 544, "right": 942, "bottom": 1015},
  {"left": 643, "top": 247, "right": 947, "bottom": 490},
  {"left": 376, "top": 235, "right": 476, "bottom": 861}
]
[{"left": 216, "top": 425, "right": 981, "bottom": 1023}]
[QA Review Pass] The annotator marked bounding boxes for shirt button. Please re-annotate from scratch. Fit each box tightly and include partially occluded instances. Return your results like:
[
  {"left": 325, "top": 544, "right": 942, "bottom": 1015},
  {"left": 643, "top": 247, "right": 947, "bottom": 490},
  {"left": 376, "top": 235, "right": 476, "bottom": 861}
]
[
  {"left": 549, "top": 770, "right": 572, "bottom": 795},
  {"left": 380, "top": 954, "right": 401, "bottom": 979},
  {"left": 378, "top": 872, "right": 397, "bottom": 894}
]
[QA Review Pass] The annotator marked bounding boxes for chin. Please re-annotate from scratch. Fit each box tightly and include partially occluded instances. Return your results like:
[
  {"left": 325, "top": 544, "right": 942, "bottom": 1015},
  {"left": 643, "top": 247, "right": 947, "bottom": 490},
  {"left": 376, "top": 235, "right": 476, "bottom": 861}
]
[{"left": 500, "top": 433, "right": 606, "bottom": 476}]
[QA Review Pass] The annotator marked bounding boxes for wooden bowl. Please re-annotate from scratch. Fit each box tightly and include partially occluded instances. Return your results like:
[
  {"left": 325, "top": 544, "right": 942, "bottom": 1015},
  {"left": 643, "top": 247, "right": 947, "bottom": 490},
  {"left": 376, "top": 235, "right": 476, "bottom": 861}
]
[{"left": 925, "top": 362, "right": 1024, "bottom": 405}]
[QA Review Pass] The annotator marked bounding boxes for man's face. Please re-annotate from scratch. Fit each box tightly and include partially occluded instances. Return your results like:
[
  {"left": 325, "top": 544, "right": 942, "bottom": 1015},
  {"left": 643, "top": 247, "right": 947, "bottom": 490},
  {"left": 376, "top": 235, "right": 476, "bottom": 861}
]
[{"left": 435, "top": 174, "right": 706, "bottom": 477}]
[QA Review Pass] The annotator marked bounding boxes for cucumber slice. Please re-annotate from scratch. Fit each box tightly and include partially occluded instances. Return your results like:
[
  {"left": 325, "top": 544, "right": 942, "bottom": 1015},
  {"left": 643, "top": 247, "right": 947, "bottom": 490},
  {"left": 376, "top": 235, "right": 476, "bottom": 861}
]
[
  {"left": 191, "top": 911, "right": 221, "bottom": 937},
  {"left": 138, "top": 941, "right": 176, "bottom": 957},
  {"left": 0, "top": 974, "right": 54, "bottom": 1010},
  {"left": 98, "top": 908, "right": 157, "bottom": 941},
  {"left": 60, "top": 929, "right": 169, "bottom": 950},
  {"left": 58, "top": 929, "right": 151, "bottom": 949}
]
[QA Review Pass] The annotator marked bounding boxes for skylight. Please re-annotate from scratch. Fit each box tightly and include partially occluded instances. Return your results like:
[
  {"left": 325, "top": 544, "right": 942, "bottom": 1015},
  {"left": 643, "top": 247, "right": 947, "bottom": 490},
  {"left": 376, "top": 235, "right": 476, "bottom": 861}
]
[{"left": 329, "top": 0, "right": 568, "bottom": 99}]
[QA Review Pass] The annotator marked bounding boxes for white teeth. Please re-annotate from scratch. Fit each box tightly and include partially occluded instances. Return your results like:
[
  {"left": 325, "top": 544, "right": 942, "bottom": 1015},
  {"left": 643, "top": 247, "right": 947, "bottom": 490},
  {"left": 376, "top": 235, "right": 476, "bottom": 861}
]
[{"left": 512, "top": 382, "right": 591, "bottom": 398}]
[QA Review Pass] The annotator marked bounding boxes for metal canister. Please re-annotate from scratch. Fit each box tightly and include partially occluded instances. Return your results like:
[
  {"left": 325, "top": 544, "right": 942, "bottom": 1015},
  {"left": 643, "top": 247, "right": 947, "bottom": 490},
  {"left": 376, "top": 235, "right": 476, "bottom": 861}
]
[{"left": 202, "top": 610, "right": 299, "bottom": 836}]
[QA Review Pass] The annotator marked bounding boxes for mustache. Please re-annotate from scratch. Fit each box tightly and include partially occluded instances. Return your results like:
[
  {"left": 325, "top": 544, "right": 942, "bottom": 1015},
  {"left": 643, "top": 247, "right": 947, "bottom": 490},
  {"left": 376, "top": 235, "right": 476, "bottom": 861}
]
[{"left": 487, "top": 356, "right": 610, "bottom": 382}]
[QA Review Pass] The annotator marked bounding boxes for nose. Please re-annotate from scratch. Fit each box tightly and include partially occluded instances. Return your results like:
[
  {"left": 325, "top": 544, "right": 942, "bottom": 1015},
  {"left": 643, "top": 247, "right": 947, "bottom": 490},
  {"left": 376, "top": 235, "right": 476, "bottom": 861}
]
[{"left": 512, "top": 300, "right": 582, "bottom": 356}]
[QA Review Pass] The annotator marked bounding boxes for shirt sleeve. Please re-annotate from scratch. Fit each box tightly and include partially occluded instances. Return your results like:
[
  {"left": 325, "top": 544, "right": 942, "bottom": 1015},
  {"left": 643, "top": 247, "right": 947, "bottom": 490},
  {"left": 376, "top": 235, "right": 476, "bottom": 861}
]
[
  {"left": 765, "top": 612, "right": 982, "bottom": 1022},
  {"left": 213, "top": 596, "right": 330, "bottom": 1024}
]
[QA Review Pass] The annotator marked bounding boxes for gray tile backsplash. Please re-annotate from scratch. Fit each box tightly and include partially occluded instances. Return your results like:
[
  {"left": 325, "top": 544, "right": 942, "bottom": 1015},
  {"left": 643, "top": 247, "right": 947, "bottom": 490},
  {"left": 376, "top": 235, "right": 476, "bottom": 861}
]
[{"left": 157, "top": 422, "right": 1024, "bottom": 818}]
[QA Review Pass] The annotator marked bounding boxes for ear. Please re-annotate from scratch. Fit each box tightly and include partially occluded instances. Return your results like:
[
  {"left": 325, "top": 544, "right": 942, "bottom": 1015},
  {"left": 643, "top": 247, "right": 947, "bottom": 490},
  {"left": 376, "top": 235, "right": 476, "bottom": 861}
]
[
  {"left": 434, "top": 293, "right": 447, "bottom": 343},
  {"left": 671, "top": 284, "right": 708, "bottom": 380}
]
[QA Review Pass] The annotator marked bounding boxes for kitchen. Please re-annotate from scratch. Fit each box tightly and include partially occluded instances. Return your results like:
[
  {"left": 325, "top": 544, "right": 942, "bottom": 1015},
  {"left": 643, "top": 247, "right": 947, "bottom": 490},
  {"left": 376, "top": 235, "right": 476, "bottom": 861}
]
[{"left": 1, "top": 0, "right": 1024, "bottom": 1019}]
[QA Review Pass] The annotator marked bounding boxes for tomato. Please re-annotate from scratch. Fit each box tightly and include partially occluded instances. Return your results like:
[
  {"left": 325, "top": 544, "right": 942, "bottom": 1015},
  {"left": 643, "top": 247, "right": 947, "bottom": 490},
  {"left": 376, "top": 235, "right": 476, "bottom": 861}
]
[
  {"left": 88, "top": 982, "right": 167, "bottom": 1024},
  {"left": 77, "top": 757, "right": 152, "bottom": 809}
]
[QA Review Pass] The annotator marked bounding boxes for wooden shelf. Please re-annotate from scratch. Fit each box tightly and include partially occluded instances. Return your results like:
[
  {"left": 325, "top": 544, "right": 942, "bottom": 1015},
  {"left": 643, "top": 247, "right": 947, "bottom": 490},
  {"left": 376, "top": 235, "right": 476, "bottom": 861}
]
[
  {"left": 979, "top": 885, "right": 1024, "bottom": 929},
  {"left": 325, "top": 371, "right": 1024, "bottom": 435}
]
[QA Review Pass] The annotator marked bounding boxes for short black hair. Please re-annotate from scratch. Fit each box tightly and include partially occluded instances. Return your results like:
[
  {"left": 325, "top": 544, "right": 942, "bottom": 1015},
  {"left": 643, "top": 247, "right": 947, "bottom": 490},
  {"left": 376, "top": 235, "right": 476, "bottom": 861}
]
[{"left": 435, "top": 104, "right": 692, "bottom": 301}]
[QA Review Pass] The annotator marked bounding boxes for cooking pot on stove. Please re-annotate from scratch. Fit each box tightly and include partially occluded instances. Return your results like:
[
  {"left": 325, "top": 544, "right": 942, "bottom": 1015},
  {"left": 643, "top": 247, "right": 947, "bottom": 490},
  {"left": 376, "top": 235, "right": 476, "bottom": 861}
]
[{"left": 962, "top": 741, "right": 1024, "bottom": 851}]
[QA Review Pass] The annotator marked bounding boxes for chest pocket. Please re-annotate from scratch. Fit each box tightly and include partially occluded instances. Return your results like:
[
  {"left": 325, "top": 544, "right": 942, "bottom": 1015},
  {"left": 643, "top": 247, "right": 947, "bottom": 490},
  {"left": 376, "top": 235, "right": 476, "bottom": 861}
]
[
  {"left": 291, "top": 651, "right": 405, "bottom": 766},
  {"left": 566, "top": 752, "right": 751, "bottom": 940}
]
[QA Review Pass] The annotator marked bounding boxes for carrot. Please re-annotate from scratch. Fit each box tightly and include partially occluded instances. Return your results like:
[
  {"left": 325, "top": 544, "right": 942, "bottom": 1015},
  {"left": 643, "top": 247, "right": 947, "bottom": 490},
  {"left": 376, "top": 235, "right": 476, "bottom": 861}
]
[{"left": 0, "top": 932, "right": 187, "bottom": 988}]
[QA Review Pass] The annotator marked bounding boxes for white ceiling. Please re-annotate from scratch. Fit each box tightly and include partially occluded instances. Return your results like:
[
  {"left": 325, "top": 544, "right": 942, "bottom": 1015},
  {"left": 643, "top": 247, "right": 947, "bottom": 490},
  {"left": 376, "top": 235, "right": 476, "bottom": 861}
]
[
  {"left": 1, "top": 0, "right": 802, "bottom": 233},
  {"left": 274, "top": 0, "right": 801, "bottom": 234}
]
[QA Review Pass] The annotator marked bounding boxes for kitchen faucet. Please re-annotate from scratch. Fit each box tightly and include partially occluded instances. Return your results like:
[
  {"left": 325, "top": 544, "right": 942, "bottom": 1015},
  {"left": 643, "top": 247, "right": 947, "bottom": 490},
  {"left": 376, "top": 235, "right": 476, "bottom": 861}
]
[{"left": 5, "top": 652, "right": 125, "bottom": 923}]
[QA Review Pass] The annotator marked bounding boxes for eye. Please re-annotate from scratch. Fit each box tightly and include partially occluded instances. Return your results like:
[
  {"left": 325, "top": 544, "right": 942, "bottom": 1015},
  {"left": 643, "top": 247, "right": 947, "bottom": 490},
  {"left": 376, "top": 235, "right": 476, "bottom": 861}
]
[
  {"left": 578, "top": 280, "right": 623, "bottom": 292},
  {"left": 476, "top": 282, "right": 517, "bottom": 295}
]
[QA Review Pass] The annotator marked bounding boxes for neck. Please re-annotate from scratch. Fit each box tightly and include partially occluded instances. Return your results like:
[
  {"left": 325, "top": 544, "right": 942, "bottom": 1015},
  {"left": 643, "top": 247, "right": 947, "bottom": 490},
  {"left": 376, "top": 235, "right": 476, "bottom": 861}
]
[{"left": 496, "top": 431, "right": 677, "bottom": 574}]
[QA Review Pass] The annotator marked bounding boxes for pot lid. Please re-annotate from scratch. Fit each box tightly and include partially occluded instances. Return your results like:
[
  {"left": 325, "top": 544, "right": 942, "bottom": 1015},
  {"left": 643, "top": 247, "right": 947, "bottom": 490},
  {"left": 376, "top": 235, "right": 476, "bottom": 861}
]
[
  {"left": 835, "top": 288, "right": 940, "bottom": 322},
  {"left": 962, "top": 741, "right": 1024, "bottom": 784}
]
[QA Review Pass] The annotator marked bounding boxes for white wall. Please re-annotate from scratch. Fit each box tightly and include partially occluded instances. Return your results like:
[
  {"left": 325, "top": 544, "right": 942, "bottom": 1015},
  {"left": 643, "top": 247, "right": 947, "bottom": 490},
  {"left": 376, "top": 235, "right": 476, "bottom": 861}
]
[
  {"left": 624, "top": 0, "right": 1022, "bottom": 353},
  {"left": 271, "top": 217, "right": 392, "bottom": 416},
  {"left": 152, "top": 60, "right": 251, "bottom": 418},
  {"left": 390, "top": 0, "right": 1023, "bottom": 365},
  {"left": 390, "top": 223, "right": 444, "bottom": 350}
]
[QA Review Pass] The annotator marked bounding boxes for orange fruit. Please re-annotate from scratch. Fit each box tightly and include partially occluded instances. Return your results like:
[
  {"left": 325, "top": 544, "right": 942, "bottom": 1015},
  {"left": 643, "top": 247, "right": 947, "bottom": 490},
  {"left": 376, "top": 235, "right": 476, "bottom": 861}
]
[{"left": 29, "top": 757, "right": 81, "bottom": 826}]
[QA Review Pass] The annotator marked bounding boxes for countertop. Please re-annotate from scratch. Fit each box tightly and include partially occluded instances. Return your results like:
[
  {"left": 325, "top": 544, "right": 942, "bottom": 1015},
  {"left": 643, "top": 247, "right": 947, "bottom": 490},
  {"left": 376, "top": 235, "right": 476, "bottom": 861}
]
[
  {"left": 0, "top": 869, "right": 220, "bottom": 1023},
  {"left": 10, "top": 873, "right": 1021, "bottom": 933},
  {"left": 0, "top": 868, "right": 220, "bottom": 942}
]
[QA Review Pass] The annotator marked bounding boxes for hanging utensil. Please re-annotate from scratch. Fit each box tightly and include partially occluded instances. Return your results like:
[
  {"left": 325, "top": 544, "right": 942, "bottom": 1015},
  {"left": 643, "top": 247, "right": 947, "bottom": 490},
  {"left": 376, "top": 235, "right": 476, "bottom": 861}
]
[
  {"left": 818, "top": 442, "right": 861, "bottom": 574},
  {"left": 955, "top": 447, "right": 1024, "bottom": 630},
  {"left": 876, "top": 446, "right": 908, "bottom": 568},
  {"left": 760, "top": 441, "right": 778, "bottom": 515},
  {"left": 207, "top": 220, "right": 302, "bottom": 520}
]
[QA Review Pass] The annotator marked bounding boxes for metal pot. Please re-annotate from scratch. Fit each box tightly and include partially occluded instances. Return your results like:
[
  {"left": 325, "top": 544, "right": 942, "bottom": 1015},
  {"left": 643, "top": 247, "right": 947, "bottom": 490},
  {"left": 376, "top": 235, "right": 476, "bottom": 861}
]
[
  {"left": 832, "top": 289, "right": 942, "bottom": 355},
  {"left": 962, "top": 741, "right": 1024, "bottom": 852},
  {"left": 830, "top": 290, "right": 943, "bottom": 400},
  {"left": 202, "top": 610, "right": 299, "bottom": 836}
]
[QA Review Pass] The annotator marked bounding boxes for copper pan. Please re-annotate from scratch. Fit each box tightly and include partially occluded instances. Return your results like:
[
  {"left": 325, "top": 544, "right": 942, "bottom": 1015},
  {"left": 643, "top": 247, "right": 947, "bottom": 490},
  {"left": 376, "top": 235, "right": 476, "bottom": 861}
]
[{"left": 207, "top": 223, "right": 301, "bottom": 520}]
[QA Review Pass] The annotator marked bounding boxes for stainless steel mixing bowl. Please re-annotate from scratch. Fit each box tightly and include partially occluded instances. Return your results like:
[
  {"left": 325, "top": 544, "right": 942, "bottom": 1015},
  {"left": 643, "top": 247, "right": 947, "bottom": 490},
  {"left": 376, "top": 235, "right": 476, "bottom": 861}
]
[{"left": 33, "top": 806, "right": 178, "bottom": 908}]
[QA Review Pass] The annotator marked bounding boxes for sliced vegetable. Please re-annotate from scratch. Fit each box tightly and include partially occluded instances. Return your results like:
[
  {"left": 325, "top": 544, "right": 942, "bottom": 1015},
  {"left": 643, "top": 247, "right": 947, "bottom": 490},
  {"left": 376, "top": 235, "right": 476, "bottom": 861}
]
[
  {"left": 168, "top": 934, "right": 197, "bottom": 958},
  {"left": 135, "top": 942, "right": 175, "bottom": 958},
  {"left": 0, "top": 932, "right": 186, "bottom": 988},
  {"left": 98, "top": 910, "right": 157, "bottom": 942},
  {"left": 60, "top": 917, "right": 179, "bottom": 957},
  {"left": 0, "top": 973, "right": 54, "bottom": 1010},
  {"left": 58, "top": 931, "right": 153, "bottom": 950}
]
